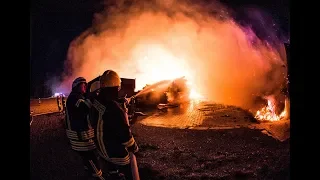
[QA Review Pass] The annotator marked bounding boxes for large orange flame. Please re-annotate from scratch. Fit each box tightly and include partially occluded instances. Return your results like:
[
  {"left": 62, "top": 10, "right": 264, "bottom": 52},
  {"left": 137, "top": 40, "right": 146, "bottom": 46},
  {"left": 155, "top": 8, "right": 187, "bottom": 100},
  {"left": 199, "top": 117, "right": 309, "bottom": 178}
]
[{"left": 130, "top": 44, "right": 204, "bottom": 100}]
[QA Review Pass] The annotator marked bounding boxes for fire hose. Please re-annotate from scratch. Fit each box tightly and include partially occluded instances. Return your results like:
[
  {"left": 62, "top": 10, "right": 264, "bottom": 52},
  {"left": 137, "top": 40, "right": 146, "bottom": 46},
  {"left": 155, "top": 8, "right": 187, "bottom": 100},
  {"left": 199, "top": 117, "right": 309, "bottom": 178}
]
[{"left": 123, "top": 95, "right": 146, "bottom": 124}]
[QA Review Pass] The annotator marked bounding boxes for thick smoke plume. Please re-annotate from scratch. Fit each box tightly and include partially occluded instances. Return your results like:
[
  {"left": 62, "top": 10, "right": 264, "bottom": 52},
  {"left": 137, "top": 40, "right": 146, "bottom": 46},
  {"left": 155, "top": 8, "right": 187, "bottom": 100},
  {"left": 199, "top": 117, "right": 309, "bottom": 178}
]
[{"left": 57, "top": 0, "right": 288, "bottom": 110}]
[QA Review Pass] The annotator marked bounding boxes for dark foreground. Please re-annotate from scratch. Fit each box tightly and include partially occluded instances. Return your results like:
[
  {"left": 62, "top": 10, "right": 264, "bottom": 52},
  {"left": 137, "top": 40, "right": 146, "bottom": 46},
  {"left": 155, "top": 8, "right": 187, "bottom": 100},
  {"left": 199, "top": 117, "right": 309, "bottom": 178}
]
[{"left": 30, "top": 112, "right": 289, "bottom": 180}]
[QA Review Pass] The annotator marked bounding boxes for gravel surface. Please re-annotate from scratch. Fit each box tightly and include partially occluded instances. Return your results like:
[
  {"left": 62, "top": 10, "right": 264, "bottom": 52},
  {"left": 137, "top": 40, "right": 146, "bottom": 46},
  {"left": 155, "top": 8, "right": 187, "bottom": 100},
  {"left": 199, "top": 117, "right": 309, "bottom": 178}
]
[
  {"left": 133, "top": 123, "right": 289, "bottom": 180},
  {"left": 30, "top": 101, "right": 289, "bottom": 180}
]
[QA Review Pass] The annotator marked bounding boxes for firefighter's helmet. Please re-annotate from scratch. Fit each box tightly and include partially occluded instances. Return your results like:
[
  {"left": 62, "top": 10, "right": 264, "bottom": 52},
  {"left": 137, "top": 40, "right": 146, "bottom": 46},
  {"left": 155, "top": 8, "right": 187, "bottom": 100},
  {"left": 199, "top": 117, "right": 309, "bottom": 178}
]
[
  {"left": 72, "top": 77, "right": 87, "bottom": 89},
  {"left": 90, "top": 81, "right": 100, "bottom": 92},
  {"left": 100, "top": 70, "right": 121, "bottom": 88}
]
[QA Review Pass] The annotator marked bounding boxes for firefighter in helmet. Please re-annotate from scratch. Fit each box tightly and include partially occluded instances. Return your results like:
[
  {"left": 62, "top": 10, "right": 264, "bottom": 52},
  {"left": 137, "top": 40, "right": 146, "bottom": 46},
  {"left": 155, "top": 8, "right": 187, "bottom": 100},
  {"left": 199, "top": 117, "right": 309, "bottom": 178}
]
[
  {"left": 57, "top": 95, "right": 62, "bottom": 112},
  {"left": 62, "top": 94, "right": 66, "bottom": 114},
  {"left": 65, "top": 77, "right": 105, "bottom": 179},
  {"left": 90, "top": 70, "right": 139, "bottom": 180},
  {"left": 88, "top": 81, "right": 101, "bottom": 99}
]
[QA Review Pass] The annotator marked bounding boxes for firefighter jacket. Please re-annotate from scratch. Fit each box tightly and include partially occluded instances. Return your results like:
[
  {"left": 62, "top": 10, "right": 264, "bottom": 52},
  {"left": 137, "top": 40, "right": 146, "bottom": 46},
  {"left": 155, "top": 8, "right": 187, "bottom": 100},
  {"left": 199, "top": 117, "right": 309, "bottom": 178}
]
[
  {"left": 65, "top": 91, "right": 96, "bottom": 152},
  {"left": 90, "top": 94, "right": 139, "bottom": 166}
]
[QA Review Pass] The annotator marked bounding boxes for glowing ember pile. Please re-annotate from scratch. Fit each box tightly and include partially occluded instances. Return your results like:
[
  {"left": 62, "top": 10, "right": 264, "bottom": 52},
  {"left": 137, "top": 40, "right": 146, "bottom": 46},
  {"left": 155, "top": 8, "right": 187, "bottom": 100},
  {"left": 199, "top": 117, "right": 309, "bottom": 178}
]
[{"left": 255, "top": 96, "right": 287, "bottom": 121}]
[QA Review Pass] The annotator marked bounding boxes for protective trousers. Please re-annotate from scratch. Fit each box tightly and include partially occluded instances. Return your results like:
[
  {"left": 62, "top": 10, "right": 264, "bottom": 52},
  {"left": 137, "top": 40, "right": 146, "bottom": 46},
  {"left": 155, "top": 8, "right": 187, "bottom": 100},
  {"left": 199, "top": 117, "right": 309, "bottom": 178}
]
[
  {"left": 77, "top": 151, "right": 105, "bottom": 180},
  {"left": 103, "top": 160, "right": 133, "bottom": 180}
]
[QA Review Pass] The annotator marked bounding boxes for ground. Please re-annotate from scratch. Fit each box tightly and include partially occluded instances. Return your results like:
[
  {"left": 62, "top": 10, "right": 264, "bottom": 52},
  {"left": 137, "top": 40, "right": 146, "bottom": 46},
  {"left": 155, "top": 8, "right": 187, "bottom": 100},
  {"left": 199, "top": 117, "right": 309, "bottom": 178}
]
[
  {"left": 30, "top": 98, "right": 61, "bottom": 115},
  {"left": 30, "top": 98, "right": 290, "bottom": 180}
]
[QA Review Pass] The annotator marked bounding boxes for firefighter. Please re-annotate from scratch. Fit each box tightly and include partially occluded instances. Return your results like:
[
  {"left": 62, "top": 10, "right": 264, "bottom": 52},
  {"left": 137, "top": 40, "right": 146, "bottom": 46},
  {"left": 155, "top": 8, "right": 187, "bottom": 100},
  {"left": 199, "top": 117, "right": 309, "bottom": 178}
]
[
  {"left": 90, "top": 70, "right": 139, "bottom": 180},
  {"left": 88, "top": 81, "right": 101, "bottom": 99},
  {"left": 65, "top": 77, "right": 105, "bottom": 179},
  {"left": 30, "top": 111, "right": 33, "bottom": 126},
  {"left": 61, "top": 95, "right": 66, "bottom": 114}
]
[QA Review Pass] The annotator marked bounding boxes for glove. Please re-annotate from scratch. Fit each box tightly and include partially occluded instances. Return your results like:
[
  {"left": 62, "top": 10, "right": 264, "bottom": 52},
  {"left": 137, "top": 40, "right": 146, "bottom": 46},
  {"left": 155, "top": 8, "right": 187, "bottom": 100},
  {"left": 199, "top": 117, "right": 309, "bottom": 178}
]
[
  {"left": 121, "top": 94, "right": 134, "bottom": 105},
  {"left": 127, "top": 141, "right": 139, "bottom": 154},
  {"left": 117, "top": 97, "right": 130, "bottom": 105}
]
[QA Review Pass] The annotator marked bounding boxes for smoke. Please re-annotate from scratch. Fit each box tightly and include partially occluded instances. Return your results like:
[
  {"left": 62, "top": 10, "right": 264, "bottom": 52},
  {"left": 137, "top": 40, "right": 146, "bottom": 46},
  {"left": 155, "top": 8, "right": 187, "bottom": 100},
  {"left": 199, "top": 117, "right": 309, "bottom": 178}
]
[
  {"left": 45, "top": 74, "right": 62, "bottom": 95},
  {"left": 57, "top": 0, "right": 288, "bottom": 109}
]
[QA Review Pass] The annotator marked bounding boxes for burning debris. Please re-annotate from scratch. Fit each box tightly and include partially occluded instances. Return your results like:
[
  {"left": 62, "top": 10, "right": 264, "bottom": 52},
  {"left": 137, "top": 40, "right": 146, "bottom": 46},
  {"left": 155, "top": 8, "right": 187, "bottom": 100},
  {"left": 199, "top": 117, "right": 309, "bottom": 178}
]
[
  {"left": 255, "top": 96, "right": 289, "bottom": 121},
  {"left": 134, "top": 76, "right": 204, "bottom": 108}
]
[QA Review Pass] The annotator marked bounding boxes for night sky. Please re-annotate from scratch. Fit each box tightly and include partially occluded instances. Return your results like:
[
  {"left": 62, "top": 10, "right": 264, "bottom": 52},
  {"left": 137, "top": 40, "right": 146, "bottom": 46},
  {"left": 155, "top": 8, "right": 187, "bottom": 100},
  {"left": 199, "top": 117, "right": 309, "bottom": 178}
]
[{"left": 30, "top": 0, "right": 289, "bottom": 98}]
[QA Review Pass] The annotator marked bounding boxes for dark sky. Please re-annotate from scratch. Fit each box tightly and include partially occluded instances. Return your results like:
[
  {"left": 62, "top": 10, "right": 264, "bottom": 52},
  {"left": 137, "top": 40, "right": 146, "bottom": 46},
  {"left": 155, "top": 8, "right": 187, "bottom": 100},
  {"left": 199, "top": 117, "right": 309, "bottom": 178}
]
[
  {"left": 30, "top": 0, "right": 289, "bottom": 97},
  {"left": 30, "top": 0, "right": 97, "bottom": 97}
]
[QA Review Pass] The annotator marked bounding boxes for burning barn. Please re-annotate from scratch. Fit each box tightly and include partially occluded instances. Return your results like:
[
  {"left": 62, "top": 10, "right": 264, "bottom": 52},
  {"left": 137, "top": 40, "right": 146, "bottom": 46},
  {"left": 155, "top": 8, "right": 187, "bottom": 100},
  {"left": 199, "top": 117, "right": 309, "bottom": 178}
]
[{"left": 134, "top": 76, "right": 193, "bottom": 107}]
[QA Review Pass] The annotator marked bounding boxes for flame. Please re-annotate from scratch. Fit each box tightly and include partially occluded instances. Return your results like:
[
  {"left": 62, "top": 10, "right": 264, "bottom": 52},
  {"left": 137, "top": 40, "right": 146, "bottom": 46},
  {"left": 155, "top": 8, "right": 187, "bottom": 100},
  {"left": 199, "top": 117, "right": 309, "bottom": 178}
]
[
  {"left": 255, "top": 96, "right": 287, "bottom": 121},
  {"left": 57, "top": 0, "right": 288, "bottom": 113},
  {"left": 186, "top": 80, "right": 204, "bottom": 100},
  {"left": 189, "top": 89, "right": 204, "bottom": 99},
  {"left": 131, "top": 44, "right": 194, "bottom": 90},
  {"left": 131, "top": 44, "right": 204, "bottom": 100}
]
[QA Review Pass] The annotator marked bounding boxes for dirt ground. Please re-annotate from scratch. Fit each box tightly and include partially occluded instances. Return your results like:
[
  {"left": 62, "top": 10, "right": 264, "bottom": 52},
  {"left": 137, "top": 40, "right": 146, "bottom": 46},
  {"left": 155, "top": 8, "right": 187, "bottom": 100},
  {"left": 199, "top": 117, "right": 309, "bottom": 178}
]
[{"left": 30, "top": 101, "right": 290, "bottom": 180}]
